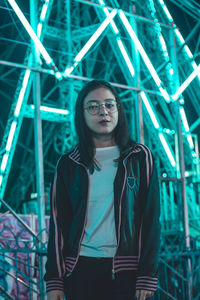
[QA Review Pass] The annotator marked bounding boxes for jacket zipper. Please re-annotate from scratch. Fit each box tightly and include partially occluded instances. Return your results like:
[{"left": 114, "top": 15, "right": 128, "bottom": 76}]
[
  {"left": 112, "top": 158, "right": 128, "bottom": 280},
  {"left": 69, "top": 162, "right": 90, "bottom": 275}
]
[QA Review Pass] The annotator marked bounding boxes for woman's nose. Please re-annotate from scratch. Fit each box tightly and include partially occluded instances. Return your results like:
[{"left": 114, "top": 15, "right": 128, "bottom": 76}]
[{"left": 99, "top": 104, "right": 108, "bottom": 115}]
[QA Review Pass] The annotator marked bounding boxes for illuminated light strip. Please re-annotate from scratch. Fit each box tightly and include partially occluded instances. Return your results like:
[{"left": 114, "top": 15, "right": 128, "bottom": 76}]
[
  {"left": 158, "top": 0, "right": 200, "bottom": 81},
  {"left": 14, "top": 69, "right": 31, "bottom": 117},
  {"left": 7, "top": 0, "right": 59, "bottom": 71},
  {"left": 149, "top": 0, "right": 173, "bottom": 75},
  {"left": 0, "top": 1, "right": 52, "bottom": 190},
  {"left": 5, "top": 122, "right": 17, "bottom": 152},
  {"left": 1, "top": 154, "right": 9, "bottom": 172},
  {"left": 98, "top": 0, "right": 135, "bottom": 76},
  {"left": 118, "top": 10, "right": 170, "bottom": 102},
  {"left": 172, "top": 63, "right": 200, "bottom": 100},
  {"left": 141, "top": 92, "right": 160, "bottom": 129},
  {"left": 64, "top": 9, "right": 117, "bottom": 77},
  {"left": 30, "top": 105, "right": 69, "bottom": 115},
  {"left": 37, "top": 0, "right": 50, "bottom": 37},
  {"left": 141, "top": 92, "right": 176, "bottom": 167},
  {"left": 180, "top": 107, "right": 194, "bottom": 149},
  {"left": 158, "top": 133, "right": 176, "bottom": 167},
  {"left": 98, "top": 0, "right": 119, "bottom": 34},
  {"left": 157, "top": 0, "right": 197, "bottom": 152},
  {"left": 117, "top": 39, "right": 135, "bottom": 76}
]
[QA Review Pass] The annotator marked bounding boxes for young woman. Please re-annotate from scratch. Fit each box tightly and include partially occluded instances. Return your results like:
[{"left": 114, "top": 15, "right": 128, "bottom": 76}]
[{"left": 44, "top": 80, "right": 160, "bottom": 300}]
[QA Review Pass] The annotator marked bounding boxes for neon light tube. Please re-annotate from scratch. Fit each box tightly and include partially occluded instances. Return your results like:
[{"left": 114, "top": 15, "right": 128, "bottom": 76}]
[
  {"left": 98, "top": 0, "right": 135, "bottom": 77},
  {"left": 75, "top": 9, "right": 117, "bottom": 63},
  {"left": 64, "top": 9, "right": 117, "bottom": 76},
  {"left": 0, "top": 0, "right": 52, "bottom": 192},
  {"left": 180, "top": 107, "right": 189, "bottom": 132},
  {"left": 7, "top": 0, "right": 54, "bottom": 66},
  {"left": 14, "top": 70, "right": 31, "bottom": 117},
  {"left": 158, "top": 133, "right": 176, "bottom": 167},
  {"left": 117, "top": 39, "right": 135, "bottom": 76},
  {"left": 158, "top": 0, "right": 200, "bottom": 81},
  {"left": 180, "top": 107, "right": 194, "bottom": 149},
  {"left": 6, "top": 122, "right": 17, "bottom": 152},
  {"left": 40, "top": 0, "right": 49, "bottom": 21},
  {"left": 1, "top": 154, "right": 9, "bottom": 172},
  {"left": 30, "top": 105, "right": 69, "bottom": 115},
  {"left": 172, "top": 63, "right": 200, "bottom": 100},
  {"left": 187, "top": 135, "right": 194, "bottom": 149},
  {"left": 119, "top": 10, "right": 170, "bottom": 102},
  {"left": 141, "top": 92, "right": 160, "bottom": 129},
  {"left": 158, "top": 0, "right": 173, "bottom": 22},
  {"left": 98, "top": 0, "right": 119, "bottom": 34}
]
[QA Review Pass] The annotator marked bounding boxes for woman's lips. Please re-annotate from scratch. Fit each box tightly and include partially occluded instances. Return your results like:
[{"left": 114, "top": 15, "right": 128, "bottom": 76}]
[{"left": 99, "top": 120, "right": 110, "bottom": 125}]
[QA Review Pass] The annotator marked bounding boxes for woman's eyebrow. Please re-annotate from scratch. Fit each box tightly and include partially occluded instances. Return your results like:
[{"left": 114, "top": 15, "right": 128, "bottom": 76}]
[{"left": 86, "top": 98, "right": 116, "bottom": 103}]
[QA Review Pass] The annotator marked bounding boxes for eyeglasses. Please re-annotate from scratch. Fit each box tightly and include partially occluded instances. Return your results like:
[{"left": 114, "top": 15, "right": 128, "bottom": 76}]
[{"left": 84, "top": 100, "right": 119, "bottom": 115}]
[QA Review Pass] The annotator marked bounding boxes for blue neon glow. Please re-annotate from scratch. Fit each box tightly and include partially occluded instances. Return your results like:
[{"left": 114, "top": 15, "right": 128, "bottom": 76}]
[
  {"left": 30, "top": 105, "right": 69, "bottom": 115},
  {"left": 141, "top": 92, "right": 160, "bottom": 129},
  {"left": 158, "top": 133, "right": 176, "bottom": 167},
  {"left": 64, "top": 9, "right": 117, "bottom": 76},
  {"left": 119, "top": 9, "right": 171, "bottom": 102},
  {"left": 6, "top": 122, "right": 17, "bottom": 152},
  {"left": 172, "top": 63, "right": 200, "bottom": 100},
  {"left": 117, "top": 39, "right": 135, "bottom": 76},
  {"left": 1, "top": 154, "right": 9, "bottom": 172}
]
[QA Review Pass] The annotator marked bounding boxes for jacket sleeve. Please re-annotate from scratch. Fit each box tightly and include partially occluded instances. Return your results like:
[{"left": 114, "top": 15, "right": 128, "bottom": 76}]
[
  {"left": 136, "top": 145, "right": 161, "bottom": 292},
  {"left": 44, "top": 157, "right": 67, "bottom": 293}
]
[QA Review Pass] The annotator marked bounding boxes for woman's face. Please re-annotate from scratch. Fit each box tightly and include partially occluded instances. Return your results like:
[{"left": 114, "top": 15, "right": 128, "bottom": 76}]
[{"left": 83, "top": 87, "right": 119, "bottom": 141}]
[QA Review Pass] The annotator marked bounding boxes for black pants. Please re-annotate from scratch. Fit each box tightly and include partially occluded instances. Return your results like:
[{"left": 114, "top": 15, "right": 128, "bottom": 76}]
[{"left": 64, "top": 256, "right": 136, "bottom": 300}]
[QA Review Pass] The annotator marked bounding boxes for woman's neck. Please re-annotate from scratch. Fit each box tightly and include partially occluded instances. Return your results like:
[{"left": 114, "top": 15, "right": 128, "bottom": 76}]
[{"left": 93, "top": 137, "right": 116, "bottom": 148}]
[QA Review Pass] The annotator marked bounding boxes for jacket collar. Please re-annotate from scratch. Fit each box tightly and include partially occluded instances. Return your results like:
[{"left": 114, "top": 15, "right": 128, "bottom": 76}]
[{"left": 68, "top": 142, "right": 141, "bottom": 164}]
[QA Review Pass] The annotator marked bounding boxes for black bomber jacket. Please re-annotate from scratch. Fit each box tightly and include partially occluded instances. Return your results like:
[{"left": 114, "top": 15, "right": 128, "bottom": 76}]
[{"left": 44, "top": 142, "right": 161, "bottom": 293}]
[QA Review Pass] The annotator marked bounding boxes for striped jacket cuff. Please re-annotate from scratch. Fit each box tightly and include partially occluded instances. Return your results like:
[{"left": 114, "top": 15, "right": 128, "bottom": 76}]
[
  {"left": 136, "top": 276, "right": 158, "bottom": 291},
  {"left": 46, "top": 278, "right": 64, "bottom": 293}
]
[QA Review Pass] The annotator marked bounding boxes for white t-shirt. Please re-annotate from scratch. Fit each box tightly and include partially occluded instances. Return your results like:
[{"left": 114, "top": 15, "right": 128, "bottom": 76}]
[{"left": 80, "top": 146, "right": 120, "bottom": 257}]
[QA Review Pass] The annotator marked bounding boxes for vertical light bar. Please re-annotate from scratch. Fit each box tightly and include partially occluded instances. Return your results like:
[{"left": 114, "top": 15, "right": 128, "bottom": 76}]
[
  {"left": 14, "top": 70, "right": 31, "bottom": 117},
  {"left": 159, "top": 133, "right": 176, "bottom": 167},
  {"left": 98, "top": 1, "right": 136, "bottom": 76},
  {"left": 1, "top": 154, "right": 9, "bottom": 172},
  {"left": 5, "top": 122, "right": 17, "bottom": 152},
  {"left": 141, "top": 92, "right": 175, "bottom": 167},
  {"left": 149, "top": 0, "right": 173, "bottom": 76},
  {"left": 64, "top": 9, "right": 117, "bottom": 76},
  {"left": 158, "top": 0, "right": 200, "bottom": 81},
  {"left": 117, "top": 39, "right": 135, "bottom": 76},
  {"left": 180, "top": 107, "right": 194, "bottom": 149},
  {"left": 0, "top": 0, "right": 52, "bottom": 191},
  {"left": 118, "top": 10, "right": 170, "bottom": 102},
  {"left": 141, "top": 92, "right": 160, "bottom": 129}
]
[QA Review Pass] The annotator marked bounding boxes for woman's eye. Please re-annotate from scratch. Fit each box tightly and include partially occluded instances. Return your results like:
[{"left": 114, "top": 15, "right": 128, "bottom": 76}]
[
  {"left": 89, "top": 105, "right": 98, "bottom": 110},
  {"left": 105, "top": 103, "right": 114, "bottom": 109}
]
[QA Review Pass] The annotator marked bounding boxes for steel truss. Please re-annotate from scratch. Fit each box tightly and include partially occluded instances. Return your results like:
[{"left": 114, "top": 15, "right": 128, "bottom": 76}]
[{"left": 0, "top": 0, "right": 200, "bottom": 298}]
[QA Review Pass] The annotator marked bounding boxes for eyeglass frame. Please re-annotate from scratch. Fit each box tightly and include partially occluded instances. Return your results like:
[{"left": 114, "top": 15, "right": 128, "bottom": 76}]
[{"left": 83, "top": 100, "right": 119, "bottom": 115}]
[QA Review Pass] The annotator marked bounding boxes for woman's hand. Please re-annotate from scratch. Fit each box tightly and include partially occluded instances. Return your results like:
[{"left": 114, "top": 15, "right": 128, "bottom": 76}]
[
  {"left": 136, "top": 289, "right": 154, "bottom": 300},
  {"left": 47, "top": 290, "right": 64, "bottom": 300}
]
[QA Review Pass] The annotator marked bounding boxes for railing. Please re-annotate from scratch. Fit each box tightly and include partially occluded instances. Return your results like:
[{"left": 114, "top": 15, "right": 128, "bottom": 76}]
[{"left": 0, "top": 199, "right": 47, "bottom": 300}]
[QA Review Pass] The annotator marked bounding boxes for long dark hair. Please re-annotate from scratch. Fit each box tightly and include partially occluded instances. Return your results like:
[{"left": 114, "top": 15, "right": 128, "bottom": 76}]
[{"left": 75, "top": 80, "right": 131, "bottom": 171}]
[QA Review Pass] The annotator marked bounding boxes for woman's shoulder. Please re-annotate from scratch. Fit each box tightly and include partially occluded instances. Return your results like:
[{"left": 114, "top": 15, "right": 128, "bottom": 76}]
[
  {"left": 57, "top": 145, "right": 80, "bottom": 168},
  {"left": 127, "top": 141, "right": 153, "bottom": 162}
]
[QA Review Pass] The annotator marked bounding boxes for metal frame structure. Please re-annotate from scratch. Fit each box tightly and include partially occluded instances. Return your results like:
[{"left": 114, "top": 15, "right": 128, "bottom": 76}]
[{"left": 0, "top": 0, "right": 200, "bottom": 298}]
